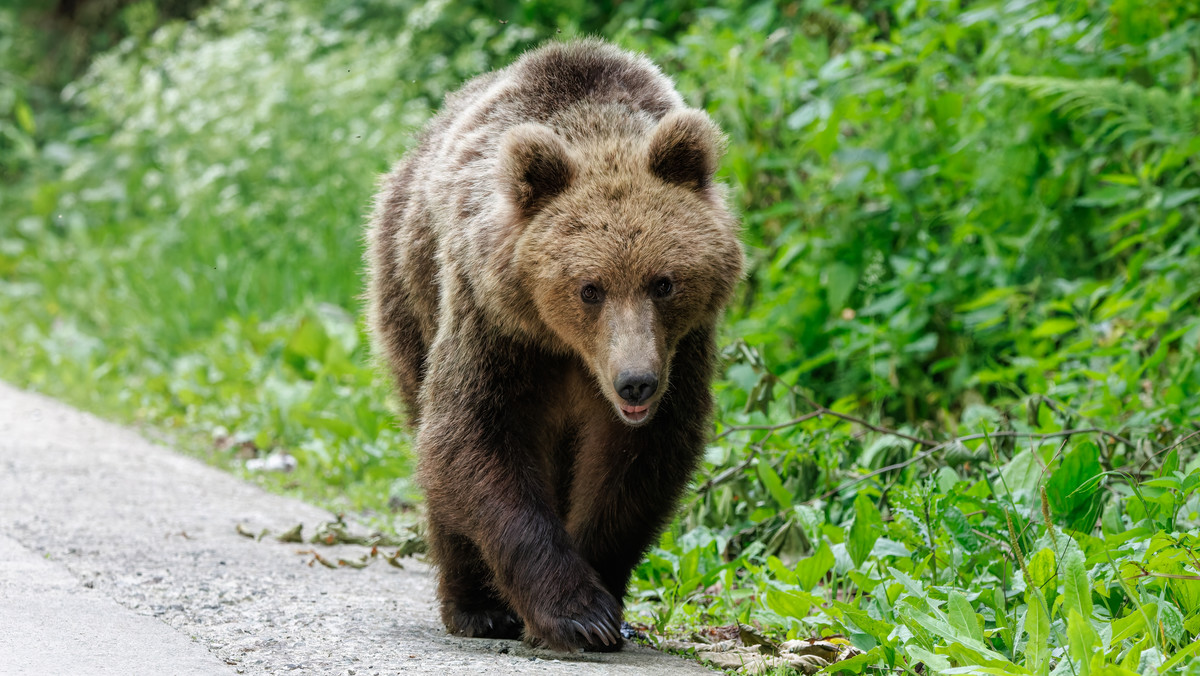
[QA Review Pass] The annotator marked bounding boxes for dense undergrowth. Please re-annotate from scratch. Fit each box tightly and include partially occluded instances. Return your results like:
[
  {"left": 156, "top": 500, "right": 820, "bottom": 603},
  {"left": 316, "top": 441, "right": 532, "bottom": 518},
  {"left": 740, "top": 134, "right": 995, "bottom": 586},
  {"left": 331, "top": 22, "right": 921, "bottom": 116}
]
[{"left": 2, "top": 0, "right": 1199, "bottom": 673}]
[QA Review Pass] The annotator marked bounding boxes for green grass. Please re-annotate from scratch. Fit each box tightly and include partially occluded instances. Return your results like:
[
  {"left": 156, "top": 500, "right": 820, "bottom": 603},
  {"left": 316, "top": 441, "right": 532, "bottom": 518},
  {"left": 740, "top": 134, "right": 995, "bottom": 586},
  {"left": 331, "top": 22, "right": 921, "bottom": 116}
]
[{"left": 2, "top": 0, "right": 1199, "bottom": 673}]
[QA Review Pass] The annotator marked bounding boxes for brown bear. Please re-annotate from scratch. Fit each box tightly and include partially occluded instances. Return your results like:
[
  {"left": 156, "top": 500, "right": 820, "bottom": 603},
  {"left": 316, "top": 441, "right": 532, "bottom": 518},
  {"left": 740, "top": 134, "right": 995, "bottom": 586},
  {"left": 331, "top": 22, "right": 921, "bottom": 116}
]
[{"left": 365, "top": 39, "right": 743, "bottom": 652}]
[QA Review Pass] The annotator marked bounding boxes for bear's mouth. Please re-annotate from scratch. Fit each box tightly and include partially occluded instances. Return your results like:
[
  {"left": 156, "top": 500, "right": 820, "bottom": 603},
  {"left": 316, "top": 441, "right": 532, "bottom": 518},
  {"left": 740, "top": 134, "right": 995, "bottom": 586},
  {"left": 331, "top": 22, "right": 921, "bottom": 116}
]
[{"left": 618, "top": 403, "right": 651, "bottom": 425}]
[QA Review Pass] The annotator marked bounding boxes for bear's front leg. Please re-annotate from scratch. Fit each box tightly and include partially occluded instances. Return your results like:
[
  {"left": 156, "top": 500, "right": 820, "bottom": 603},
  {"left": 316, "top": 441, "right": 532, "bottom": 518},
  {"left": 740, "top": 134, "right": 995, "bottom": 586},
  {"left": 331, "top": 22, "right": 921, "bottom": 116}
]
[
  {"left": 566, "top": 328, "right": 717, "bottom": 631},
  {"left": 417, "top": 337, "right": 623, "bottom": 652}
]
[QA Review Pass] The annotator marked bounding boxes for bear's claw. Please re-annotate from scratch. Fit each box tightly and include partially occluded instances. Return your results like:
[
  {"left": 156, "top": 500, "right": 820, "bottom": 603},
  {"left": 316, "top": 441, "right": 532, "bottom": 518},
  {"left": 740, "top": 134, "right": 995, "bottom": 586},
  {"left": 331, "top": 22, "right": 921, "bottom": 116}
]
[
  {"left": 520, "top": 577, "right": 624, "bottom": 652},
  {"left": 572, "top": 618, "right": 618, "bottom": 647},
  {"left": 448, "top": 608, "right": 523, "bottom": 640}
]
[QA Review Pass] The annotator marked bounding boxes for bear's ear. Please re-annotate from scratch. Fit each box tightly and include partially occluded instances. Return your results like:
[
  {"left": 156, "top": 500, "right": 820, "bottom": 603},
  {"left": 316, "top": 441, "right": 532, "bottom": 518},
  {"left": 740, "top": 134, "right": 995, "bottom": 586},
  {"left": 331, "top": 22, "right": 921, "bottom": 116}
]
[
  {"left": 647, "top": 109, "right": 725, "bottom": 191},
  {"left": 498, "top": 124, "right": 576, "bottom": 219}
]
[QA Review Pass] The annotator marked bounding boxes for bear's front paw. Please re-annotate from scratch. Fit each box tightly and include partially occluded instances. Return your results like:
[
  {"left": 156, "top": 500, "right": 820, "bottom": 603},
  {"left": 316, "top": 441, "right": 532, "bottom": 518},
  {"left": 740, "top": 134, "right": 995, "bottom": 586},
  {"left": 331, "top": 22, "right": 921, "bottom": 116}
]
[
  {"left": 445, "top": 606, "right": 524, "bottom": 640},
  {"left": 523, "top": 583, "right": 623, "bottom": 652}
]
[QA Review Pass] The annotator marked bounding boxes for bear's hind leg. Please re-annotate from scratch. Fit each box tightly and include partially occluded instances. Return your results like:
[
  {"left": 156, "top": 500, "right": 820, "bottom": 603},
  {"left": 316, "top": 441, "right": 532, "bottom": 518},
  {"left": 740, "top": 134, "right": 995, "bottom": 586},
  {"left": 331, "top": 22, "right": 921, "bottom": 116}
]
[
  {"left": 378, "top": 305, "right": 428, "bottom": 424},
  {"left": 430, "top": 525, "right": 523, "bottom": 640}
]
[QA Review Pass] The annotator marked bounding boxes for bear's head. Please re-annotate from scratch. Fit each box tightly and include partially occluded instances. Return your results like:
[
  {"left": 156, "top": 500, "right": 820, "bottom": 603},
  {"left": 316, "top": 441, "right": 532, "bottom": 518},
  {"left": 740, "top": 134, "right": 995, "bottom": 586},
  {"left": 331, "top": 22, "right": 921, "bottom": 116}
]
[{"left": 500, "top": 109, "right": 743, "bottom": 426}]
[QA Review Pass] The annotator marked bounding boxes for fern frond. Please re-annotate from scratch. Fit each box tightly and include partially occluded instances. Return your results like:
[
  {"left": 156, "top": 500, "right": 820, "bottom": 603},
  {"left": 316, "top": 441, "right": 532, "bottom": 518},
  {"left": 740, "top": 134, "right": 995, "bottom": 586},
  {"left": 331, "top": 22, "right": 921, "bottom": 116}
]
[{"left": 991, "top": 75, "right": 1198, "bottom": 145}]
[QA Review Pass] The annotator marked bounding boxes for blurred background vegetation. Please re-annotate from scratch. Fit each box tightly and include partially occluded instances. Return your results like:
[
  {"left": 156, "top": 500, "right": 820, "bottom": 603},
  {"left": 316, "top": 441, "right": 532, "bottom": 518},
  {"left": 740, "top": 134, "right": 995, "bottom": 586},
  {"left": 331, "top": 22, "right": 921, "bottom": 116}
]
[{"left": 2, "top": 0, "right": 1199, "bottom": 673}]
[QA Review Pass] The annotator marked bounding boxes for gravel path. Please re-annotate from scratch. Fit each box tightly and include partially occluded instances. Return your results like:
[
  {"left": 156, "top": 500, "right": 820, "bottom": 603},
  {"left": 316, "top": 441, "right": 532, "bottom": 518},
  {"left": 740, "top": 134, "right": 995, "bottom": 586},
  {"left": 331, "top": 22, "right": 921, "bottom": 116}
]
[{"left": 0, "top": 382, "right": 712, "bottom": 675}]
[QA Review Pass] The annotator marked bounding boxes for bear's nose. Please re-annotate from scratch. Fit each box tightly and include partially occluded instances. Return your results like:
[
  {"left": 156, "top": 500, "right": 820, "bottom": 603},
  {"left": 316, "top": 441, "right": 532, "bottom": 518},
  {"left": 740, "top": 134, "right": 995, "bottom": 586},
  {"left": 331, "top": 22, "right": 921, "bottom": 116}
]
[{"left": 614, "top": 371, "right": 658, "bottom": 405}]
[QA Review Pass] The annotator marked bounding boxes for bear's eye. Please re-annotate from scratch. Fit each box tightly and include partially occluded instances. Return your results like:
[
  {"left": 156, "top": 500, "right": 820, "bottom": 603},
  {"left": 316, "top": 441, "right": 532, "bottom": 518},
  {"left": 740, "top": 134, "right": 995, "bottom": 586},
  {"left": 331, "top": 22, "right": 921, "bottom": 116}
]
[
  {"left": 580, "top": 283, "right": 603, "bottom": 304},
  {"left": 652, "top": 277, "right": 674, "bottom": 299}
]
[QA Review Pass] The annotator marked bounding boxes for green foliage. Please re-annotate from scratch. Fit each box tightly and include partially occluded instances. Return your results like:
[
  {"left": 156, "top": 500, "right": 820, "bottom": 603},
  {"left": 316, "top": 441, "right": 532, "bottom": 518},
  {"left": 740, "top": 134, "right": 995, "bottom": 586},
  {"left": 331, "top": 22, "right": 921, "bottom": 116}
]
[{"left": 2, "top": 0, "right": 1199, "bottom": 672}]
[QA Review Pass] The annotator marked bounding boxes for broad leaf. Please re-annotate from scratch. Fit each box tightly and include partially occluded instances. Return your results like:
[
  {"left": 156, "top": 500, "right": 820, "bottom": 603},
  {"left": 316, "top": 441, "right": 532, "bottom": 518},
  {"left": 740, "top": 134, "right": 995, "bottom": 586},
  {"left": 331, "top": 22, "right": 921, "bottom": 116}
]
[
  {"left": 1059, "top": 540, "right": 1093, "bottom": 621},
  {"left": 794, "top": 541, "right": 834, "bottom": 591},
  {"left": 948, "top": 592, "right": 983, "bottom": 643},
  {"left": 848, "top": 492, "right": 884, "bottom": 568},
  {"left": 1024, "top": 590, "right": 1051, "bottom": 676}
]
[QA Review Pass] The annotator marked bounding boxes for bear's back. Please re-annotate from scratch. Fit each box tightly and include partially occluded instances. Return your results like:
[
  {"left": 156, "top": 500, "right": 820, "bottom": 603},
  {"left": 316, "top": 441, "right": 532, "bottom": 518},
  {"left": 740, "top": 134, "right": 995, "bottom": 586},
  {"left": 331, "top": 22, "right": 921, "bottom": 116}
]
[
  {"left": 419, "top": 41, "right": 685, "bottom": 170},
  {"left": 498, "top": 40, "right": 683, "bottom": 124}
]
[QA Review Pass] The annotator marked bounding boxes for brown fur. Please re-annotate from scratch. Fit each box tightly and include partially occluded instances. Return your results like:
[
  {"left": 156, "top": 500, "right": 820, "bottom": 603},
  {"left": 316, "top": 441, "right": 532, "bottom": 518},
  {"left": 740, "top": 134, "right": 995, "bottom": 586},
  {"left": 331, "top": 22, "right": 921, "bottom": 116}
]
[{"left": 364, "top": 39, "right": 743, "bottom": 652}]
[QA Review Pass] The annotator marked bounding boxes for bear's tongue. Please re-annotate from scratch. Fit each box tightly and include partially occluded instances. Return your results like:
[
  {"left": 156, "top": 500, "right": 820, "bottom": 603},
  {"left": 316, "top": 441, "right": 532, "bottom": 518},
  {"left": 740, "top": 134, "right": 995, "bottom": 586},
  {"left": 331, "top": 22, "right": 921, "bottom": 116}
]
[{"left": 620, "top": 404, "right": 649, "bottom": 422}]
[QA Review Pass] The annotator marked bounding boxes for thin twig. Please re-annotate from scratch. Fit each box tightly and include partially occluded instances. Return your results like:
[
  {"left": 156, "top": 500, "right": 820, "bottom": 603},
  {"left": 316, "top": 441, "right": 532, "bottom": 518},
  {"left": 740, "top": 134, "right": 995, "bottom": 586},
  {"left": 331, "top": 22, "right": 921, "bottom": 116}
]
[
  {"left": 1163, "top": 429, "right": 1200, "bottom": 454},
  {"left": 715, "top": 411, "right": 824, "bottom": 439},
  {"left": 1138, "top": 429, "right": 1200, "bottom": 474},
  {"left": 1124, "top": 572, "right": 1200, "bottom": 582},
  {"left": 971, "top": 527, "right": 1010, "bottom": 551},
  {"left": 1018, "top": 437, "right": 1072, "bottom": 545},
  {"left": 802, "top": 429, "right": 1124, "bottom": 503},
  {"left": 696, "top": 428, "right": 778, "bottom": 496},
  {"left": 720, "top": 398, "right": 1134, "bottom": 451},
  {"left": 695, "top": 455, "right": 756, "bottom": 494},
  {"left": 794, "top": 393, "right": 938, "bottom": 447},
  {"left": 711, "top": 385, "right": 1157, "bottom": 501}
]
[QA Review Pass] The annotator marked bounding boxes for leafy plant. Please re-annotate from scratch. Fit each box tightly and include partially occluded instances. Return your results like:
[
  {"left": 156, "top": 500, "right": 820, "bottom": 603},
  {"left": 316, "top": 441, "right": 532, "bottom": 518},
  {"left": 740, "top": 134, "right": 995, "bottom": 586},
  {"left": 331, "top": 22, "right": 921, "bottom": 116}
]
[{"left": 2, "top": 0, "right": 1198, "bottom": 672}]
